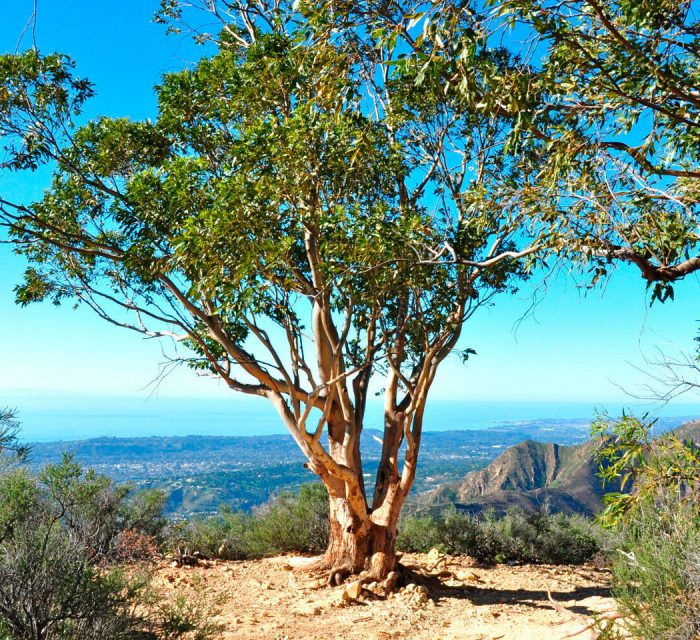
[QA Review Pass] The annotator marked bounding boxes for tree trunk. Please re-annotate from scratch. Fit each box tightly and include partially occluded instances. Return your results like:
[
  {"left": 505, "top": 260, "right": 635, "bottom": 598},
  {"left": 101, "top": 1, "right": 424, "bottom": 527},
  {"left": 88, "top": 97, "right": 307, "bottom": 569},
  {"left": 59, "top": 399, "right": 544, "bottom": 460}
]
[{"left": 322, "top": 493, "right": 400, "bottom": 581}]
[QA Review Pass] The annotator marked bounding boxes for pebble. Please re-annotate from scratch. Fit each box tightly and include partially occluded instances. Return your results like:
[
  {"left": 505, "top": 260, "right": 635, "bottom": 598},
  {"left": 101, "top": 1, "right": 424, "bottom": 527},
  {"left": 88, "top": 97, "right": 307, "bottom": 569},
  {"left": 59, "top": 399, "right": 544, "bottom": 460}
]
[{"left": 343, "top": 580, "right": 363, "bottom": 601}]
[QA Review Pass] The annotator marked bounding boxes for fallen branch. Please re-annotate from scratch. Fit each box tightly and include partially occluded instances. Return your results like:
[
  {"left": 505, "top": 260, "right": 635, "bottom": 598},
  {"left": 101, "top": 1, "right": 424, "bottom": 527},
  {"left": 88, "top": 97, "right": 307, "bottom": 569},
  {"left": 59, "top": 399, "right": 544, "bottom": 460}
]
[{"left": 547, "top": 589, "right": 622, "bottom": 640}]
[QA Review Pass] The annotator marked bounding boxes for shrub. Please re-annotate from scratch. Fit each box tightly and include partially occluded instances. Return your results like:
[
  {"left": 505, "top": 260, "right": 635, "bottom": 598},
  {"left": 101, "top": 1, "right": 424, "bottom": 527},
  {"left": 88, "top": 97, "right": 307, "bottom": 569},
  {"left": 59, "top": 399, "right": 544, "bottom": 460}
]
[
  {"left": 246, "top": 483, "right": 329, "bottom": 556},
  {"left": 396, "top": 514, "right": 441, "bottom": 552},
  {"left": 165, "top": 482, "right": 330, "bottom": 560},
  {"left": 113, "top": 528, "right": 160, "bottom": 563},
  {"left": 30, "top": 454, "right": 166, "bottom": 563},
  {"left": 0, "top": 454, "right": 170, "bottom": 639},
  {"left": 494, "top": 508, "right": 601, "bottom": 565},
  {"left": 0, "top": 465, "right": 135, "bottom": 639},
  {"left": 167, "top": 509, "right": 251, "bottom": 561},
  {"left": 436, "top": 508, "right": 482, "bottom": 556},
  {"left": 594, "top": 413, "right": 700, "bottom": 640},
  {"left": 611, "top": 497, "right": 700, "bottom": 640},
  {"left": 397, "top": 506, "right": 606, "bottom": 565},
  {"left": 0, "top": 418, "right": 221, "bottom": 640},
  {"left": 139, "top": 572, "right": 225, "bottom": 640}
]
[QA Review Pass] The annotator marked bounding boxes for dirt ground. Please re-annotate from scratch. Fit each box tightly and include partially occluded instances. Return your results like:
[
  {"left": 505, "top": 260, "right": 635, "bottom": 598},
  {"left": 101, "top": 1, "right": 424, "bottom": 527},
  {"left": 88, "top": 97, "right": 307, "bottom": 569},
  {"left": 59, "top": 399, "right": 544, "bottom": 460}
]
[{"left": 154, "top": 552, "right": 617, "bottom": 640}]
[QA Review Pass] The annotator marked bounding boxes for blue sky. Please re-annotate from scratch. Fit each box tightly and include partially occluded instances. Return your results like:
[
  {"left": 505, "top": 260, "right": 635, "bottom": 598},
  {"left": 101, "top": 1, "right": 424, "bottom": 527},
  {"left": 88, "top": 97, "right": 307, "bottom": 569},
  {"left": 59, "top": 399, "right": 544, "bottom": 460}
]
[{"left": 1, "top": 0, "right": 699, "bottom": 415}]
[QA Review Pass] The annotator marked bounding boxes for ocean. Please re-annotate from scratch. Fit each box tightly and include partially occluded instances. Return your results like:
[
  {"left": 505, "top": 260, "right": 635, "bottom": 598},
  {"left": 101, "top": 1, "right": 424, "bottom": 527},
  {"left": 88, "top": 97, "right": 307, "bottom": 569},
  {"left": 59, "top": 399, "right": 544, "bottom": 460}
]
[{"left": 5, "top": 391, "right": 700, "bottom": 443}]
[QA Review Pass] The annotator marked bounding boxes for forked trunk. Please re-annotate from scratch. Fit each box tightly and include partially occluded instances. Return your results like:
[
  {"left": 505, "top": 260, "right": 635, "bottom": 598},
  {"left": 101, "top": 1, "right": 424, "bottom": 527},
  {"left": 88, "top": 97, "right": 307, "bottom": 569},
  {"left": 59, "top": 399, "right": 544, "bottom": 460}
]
[{"left": 323, "top": 495, "right": 399, "bottom": 581}]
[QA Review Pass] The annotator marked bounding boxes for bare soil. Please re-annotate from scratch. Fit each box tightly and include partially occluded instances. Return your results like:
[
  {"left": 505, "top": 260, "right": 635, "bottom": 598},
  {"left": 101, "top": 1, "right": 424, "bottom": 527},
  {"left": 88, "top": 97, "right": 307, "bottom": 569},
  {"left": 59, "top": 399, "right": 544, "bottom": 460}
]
[{"left": 154, "top": 553, "right": 616, "bottom": 640}]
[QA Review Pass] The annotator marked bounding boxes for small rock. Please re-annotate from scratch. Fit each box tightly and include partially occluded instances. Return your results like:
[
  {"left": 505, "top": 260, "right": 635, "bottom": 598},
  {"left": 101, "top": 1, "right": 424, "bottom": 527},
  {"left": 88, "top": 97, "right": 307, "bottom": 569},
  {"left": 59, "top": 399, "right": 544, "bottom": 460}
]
[
  {"left": 458, "top": 570, "right": 483, "bottom": 583},
  {"left": 427, "top": 547, "right": 442, "bottom": 561},
  {"left": 382, "top": 571, "right": 399, "bottom": 591},
  {"left": 415, "top": 585, "right": 430, "bottom": 597},
  {"left": 344, "top": 580, "right": 363, "bottom": 601},
  {"left": 298, "top": 605, "right": 322, "bottom": 616},
  {"left": 170, "top": 560, "right": 178, "bottom": 569}
]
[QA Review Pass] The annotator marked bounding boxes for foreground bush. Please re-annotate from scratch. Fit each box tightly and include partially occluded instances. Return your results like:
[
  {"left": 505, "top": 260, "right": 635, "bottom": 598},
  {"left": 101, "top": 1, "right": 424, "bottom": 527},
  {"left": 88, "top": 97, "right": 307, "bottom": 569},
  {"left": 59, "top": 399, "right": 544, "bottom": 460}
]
[
  {"left": 397, "top": 506, "right": 606, "bottom": 565},
  {"left": 0, "top": 451, "right": 170, "bottom": 640},
  {"left": 166, "top": 483, "right": 329, "bottom": 561},
  {"left": 610, "top": 498, "right": 700, "bottom": 640},
  {"left": 0, "top": 508, "right": 134, "bottom": 640},
  {"left": 594, "top": 414, "right": 700, "bottom": 640}
]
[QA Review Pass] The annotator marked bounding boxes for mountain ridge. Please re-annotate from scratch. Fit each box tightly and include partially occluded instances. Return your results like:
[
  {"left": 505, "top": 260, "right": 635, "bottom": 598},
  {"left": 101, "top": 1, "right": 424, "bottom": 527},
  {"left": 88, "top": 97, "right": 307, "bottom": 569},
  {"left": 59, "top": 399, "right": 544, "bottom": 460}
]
[{"left": 415, "top": 420, "right": 700, "bottom": 516}]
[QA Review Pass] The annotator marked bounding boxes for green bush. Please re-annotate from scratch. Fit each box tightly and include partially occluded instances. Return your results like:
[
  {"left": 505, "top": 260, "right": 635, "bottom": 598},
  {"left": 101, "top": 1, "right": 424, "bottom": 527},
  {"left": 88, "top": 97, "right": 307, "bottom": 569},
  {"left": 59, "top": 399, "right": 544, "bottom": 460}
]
[
  {"left": 611, "top": 498, "right": 700, "bottom": 640},
  {"left": 166, "top": 482, "right": 330, "bottom": 560},
  {"left": 594, "top": 413, "right": 700, "bottom": 640},
  {"left": 0, "top": 450, "right": 172, "bottom": 640},
  {"left": 247, "top": 483, "right": 329, "bottom": 556},
  {"left": 494, "top": 508, "right": 601, "bottom": 564},
  {"left": 168, "top": 509, "right": 251, "bottom": 561},
  {"left": 0, "top": 461, "right": 134, "bottom": 639},
  {"left": 33, "top": 455, "right": 167, "bottom": 563},
  {"left": 396, "top": 514, "right": 441, "bottom": 552},
  {"left": 0, "top": 415, "right": 224, "bottom": 640},
  {"left": 397, "top": 506, "right": 606, "bottom": 565},
  {"left": 0, "top": 517, "right": 135, "bottom": 639}
]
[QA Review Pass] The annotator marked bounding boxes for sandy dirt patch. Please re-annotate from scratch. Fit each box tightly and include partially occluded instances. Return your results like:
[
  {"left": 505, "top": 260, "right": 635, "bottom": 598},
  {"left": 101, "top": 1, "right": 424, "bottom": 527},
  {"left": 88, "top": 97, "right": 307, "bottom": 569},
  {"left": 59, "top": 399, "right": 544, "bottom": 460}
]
[{"left": 153, "top": 553, "right": 616, "bottom": 640}]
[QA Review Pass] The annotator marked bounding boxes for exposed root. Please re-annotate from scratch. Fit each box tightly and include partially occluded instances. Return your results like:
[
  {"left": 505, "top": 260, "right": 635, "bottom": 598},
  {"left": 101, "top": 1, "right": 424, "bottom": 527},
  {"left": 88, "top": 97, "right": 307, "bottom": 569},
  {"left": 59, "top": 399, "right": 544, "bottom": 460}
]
[
  {"left": 293, "top": 556, "right": 361, "bottom": 588},
  {"left": 328, "top": 564, "right": 353, "bottom": 587},
  {"left": 547, "top": 589, "right": 622, "bottom": 640},
  {"left": 301, "top": 554, "right": 332, "bottom": 572},
  {"left": 287, "top": 553, "right": 407, "bottom": 593}
]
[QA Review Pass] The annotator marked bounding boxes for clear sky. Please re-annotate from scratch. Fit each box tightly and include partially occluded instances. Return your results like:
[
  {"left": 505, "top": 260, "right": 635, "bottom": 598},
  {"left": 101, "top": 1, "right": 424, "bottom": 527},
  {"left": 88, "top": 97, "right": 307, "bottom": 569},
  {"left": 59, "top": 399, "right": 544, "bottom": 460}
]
[{"left": 1, "top": 0, "right": 699, "bottom": 414}]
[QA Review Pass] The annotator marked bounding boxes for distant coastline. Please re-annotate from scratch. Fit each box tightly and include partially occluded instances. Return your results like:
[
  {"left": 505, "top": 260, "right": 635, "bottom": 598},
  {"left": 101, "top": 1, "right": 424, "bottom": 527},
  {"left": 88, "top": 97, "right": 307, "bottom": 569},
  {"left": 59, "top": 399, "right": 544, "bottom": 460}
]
[{"left": 5, "top": 391, "right": 700, "bottom": 443}]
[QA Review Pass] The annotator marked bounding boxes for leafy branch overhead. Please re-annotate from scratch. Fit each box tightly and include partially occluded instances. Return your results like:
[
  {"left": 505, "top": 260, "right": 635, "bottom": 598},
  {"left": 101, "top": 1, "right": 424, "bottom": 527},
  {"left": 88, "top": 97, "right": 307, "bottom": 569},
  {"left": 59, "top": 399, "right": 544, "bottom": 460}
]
[{"left": 413, "top": 0, "right": 700, "bottom": 300}]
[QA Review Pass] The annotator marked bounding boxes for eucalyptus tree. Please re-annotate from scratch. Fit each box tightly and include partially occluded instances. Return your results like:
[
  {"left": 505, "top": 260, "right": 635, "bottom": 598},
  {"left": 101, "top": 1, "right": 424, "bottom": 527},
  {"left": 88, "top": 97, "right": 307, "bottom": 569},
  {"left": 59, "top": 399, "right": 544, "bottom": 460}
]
[{"left": 0, "top": 1, "right": 546, "bottom": 579}]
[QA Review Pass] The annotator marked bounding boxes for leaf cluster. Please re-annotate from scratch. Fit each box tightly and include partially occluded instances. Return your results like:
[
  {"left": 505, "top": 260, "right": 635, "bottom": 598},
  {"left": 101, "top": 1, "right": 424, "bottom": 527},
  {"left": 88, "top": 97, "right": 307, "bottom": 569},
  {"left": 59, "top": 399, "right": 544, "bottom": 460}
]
[{"left": 592, "top": 412, "right": 700, "bottom": 528}]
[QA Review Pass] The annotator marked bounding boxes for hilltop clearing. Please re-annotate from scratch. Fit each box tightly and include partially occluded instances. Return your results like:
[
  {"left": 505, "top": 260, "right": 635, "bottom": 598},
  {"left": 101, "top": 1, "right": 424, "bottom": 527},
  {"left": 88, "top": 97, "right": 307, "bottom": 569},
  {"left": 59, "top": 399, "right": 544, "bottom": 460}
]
[{"left": 150, "top": 552, "right": 616, "bottom": 640}]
